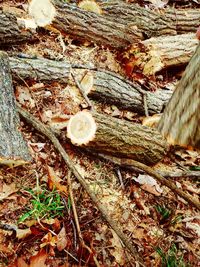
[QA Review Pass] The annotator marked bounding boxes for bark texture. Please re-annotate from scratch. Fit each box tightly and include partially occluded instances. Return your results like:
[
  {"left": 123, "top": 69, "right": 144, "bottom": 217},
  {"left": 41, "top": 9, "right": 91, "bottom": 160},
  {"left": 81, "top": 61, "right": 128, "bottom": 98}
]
[
  {"left": 52, "top": 1, "right": 176, "bottom": 48},
  {"left": 0, "top": 10, "right": 33, "bottom": 45},
  {"left": 158, "top": 43, "right": 200, "bottom": 148},
  {"left": 9, "top": 56, "right": 172, "bottom": 115},
  {"left": 104, "top": 2, "right": 200, "bottom": 34},
  {"left": 0, "top": 52, "right": 31, "bottom": 165},
  {"left": 52, "top": 1, "right": 200, "bottom": 49},
  {"left": 131, "top": 33, "right": 198, "bottom": 75},
  {"left": 68, "top": 111, "right": 168, "bottom": 165},
  {"left": 53, "top": 1, "right": 143, "bottom": 49}
]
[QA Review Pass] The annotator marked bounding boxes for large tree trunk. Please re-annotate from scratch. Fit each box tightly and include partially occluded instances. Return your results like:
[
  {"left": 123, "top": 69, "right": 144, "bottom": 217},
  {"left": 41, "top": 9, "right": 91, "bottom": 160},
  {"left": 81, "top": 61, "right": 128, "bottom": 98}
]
[
  {"left": 67, "top": 111, "right": 168, "bottom": 165},
  {"left": 158, "top": 43, "right": 200, "bottom": 148},
  {"left": 0, "top": 52, "right": 31, "bottom": 166}
]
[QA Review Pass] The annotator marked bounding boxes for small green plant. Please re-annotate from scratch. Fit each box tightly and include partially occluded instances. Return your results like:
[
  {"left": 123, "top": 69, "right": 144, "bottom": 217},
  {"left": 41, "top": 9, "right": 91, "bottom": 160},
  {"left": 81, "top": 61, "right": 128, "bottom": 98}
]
[
  {"left": 19, "top": 188, "right": 65, "bottom": 223},
  {"left": 156, "top": 244, "right": 188, "bottom": 267},
  {"left": 155, "top": 205, "right": 171, "bottom": 220}
]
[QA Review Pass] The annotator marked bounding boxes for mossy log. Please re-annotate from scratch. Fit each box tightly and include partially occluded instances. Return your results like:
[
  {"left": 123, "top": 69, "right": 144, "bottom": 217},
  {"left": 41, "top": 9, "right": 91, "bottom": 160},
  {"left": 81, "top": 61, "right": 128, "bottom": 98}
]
[
  {"left": 130, "top": 33, "right": 198, "bottom": 75},
  {"left": 9, "top": 57, "right": 172, "bottom": 115},
  {"left": 67, "top": 111, "right": 168, "bottom": 165},
  {"left": 0, "top": 52, "right": 31, "bottom": 166},
  {"left": 158, "top": 43, "right": 200, "bottom": 148}
]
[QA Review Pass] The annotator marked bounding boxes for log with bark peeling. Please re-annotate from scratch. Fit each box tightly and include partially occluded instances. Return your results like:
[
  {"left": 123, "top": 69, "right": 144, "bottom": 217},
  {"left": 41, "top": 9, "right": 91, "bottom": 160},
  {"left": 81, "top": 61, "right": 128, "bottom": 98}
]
[
  {"left": 130, "top": 33, "right": 199, "bottom": 75},
  {"left": 0, "top": 9, "right": 33, "bottom": 45},
  {"left": 0, "top": 52, "right": 31, "bottom": 166},
  {"left": 67, "top": 111, "right": 168, "bottom": 165},
  {"left": 9, "top": 56, "right": 172, "bottom": 115}
]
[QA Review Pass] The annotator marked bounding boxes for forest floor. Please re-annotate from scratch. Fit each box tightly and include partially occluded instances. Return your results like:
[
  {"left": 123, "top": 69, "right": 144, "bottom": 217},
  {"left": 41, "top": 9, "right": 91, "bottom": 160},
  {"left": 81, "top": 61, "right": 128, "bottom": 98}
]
[{"left": 0, "top": 1, "right": 200, "bottom": 267}]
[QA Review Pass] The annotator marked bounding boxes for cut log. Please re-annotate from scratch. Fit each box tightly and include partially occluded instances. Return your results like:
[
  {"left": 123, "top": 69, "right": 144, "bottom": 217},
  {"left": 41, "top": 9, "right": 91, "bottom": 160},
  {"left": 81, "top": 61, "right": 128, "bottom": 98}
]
[
  {"left": 67, "top": 111, "right": 168, "bottom": 165},
  {"left": 52, "top": 1, "right": 143, "bottom": 49},
  {"left": 0, "top": 52, "right": 31, "bottom": 166},
  {"left": 51, "top": 1, "right": 200, "bottom": 49},
  {"left": 129, "top": 33, "right": 198, "bottom": 75},
  {"left": 9, "top": 56, "right": 172, "bottom": 115},
  {"left": 158, "top": 43, "right": 200, "bottom": 148},
  {"left": 52, "top": 1, "right": 177, "bottom": 48},
  {"left": 0, "top": 9, "right": 33, "bottom": 45},
  {"left": 102, "top": 2, "right": 200, "bottom": 35}
]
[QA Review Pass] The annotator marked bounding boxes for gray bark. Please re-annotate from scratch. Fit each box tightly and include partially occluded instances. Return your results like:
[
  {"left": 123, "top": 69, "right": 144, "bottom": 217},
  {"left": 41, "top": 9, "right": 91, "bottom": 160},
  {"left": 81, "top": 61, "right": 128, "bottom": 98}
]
[
  {"left": 0, "top": 52, "right": 31, "bottom": 165},
  {"left": 9, "top": 56, "right": 172, "bottom": 115}
]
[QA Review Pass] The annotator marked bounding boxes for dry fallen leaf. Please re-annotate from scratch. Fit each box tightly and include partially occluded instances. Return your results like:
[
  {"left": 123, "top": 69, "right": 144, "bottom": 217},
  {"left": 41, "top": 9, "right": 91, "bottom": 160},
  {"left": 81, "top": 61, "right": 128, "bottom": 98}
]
[
  {"left": 16, "top": 228, "right": 32, "bottom": 239},
  {"left": 0, "top": 183, "right": 17, "bottom": 201},
  {"left": 57, "top": 226, "right": 68, "bottom": 251},
  {"left": 110, "top": 229, "right": 125, "bottom": 265},
  {"left": 148, "top": 0, "right": 169, "bottom": 8},
  {"left": 47, "top": 166, "right": 67, "bottom": 194},
  {"left": 133, "top": 174, "right": 163, "bottom": 196},
  {"left": 40, "top": 232, "right": 58, "bottom": 249},
  {"left": 29, "top": 249, "right": 48, "bottom": 267}
]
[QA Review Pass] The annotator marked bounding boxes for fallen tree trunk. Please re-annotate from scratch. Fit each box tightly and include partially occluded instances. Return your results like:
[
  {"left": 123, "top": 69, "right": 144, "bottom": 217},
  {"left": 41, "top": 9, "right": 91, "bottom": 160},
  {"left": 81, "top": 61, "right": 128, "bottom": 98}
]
[
  {"left": 52, "top": 1, "right": 143, "bottom": 48},
  {"left": 158, "top": 43, "right": 200, "bottom": 148},
  {"left": 9, "top": 56, "right": 172, "bottom": 115},
  {"left": 0, "top": 52, "right": 31, "bottom": 166},
  {"left": 129, "top": 33, "right": 198, "bottom": 75},
  {"left": 51, "top": 1, "right": 200, "bottom": 49},
  {"left": 52, "top": 1, "right": 175, "bottom": 48},
  {"left": 0, "top": 10, "right": 33, "bottom": 45},
  {"left": 67, "top": 111, "right": 168, "bottom": 165},
  {"left": 102, "top": 1, "right": 200, "bottom": 35}
]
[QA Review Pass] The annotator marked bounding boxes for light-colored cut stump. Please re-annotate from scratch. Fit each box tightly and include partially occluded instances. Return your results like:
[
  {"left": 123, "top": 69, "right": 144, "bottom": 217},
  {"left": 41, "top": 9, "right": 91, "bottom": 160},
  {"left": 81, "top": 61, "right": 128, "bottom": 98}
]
[{"left": 67, "top": 111, "right": 168, "bottom": 165}]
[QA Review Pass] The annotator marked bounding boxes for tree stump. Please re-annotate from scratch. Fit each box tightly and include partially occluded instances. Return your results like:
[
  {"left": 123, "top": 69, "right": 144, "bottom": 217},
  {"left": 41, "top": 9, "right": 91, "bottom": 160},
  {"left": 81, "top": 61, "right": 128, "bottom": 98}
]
[
  {"left": 0, "top": 52, "right": 31, "bottom": 166},
  {"left": 67, "top": 111, "right": 168, "bottom": 165}
]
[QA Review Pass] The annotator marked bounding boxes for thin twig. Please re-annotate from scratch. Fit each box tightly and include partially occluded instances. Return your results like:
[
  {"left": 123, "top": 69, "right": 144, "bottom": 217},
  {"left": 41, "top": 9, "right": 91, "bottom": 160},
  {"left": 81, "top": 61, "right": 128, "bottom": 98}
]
[
  {"left": 115, "top": 168, "right": 125, "bottom": 190},
  {"left": 95, "top": 153, "right": 200, "bottom": 211},
  {"left": 67, "top": 171, "right": 100, "bottom": 267},
  {"left": 17, "top": 104, "right": 144, "bottom": 266},
  {"left": 142, "top": 93, "right": 149, "bottom": 117}
]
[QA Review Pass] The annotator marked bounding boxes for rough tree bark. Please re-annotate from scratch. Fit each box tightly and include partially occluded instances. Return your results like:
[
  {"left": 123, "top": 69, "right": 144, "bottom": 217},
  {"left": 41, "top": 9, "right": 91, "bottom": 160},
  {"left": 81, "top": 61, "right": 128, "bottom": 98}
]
[
  {"left": 158, "top": 43, "right": 200, "bottom": 148},
  {"left": 51, "top": 1, "right": 200, "bottom": 49},
  {"left": 0, "top": 10, "right": 33, "bottom": 45},
  {"left": 52, "top": 0, "right": 176, "bottom": 48},
  {"left": 0, "top": 52, "right": 31, "bottom": 166},
  {"left": 67, "top": 111, "right": 168, "bottom": 165},
  {"left": 102, "top": 1, "right": 200, "bottom": 34},
  {"left": 129, "top": 33, "right": 198, "bottom": 75},
  {"left": 9, "top": 56, "right": 172, "bottom": 115}
]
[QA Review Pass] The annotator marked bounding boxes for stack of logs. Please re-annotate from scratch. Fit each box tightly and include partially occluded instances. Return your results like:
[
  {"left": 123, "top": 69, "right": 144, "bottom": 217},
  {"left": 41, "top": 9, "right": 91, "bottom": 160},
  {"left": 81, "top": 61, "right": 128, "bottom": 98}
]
[{"left": 0, "top": 0, "right": 199, "bottom": 166}]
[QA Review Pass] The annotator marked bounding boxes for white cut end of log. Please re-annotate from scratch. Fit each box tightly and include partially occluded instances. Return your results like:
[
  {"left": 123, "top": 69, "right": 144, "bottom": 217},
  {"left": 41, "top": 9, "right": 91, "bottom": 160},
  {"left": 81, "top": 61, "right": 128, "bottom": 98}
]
[
  {"left": 28, "top": 0, "right": 56, "bottom": 27},
  {"left": 78, "top": 0, "right": 102, "bottom": 14},
  {"left": 67, "top": 111, "right": 97, "bottom": 146}
]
